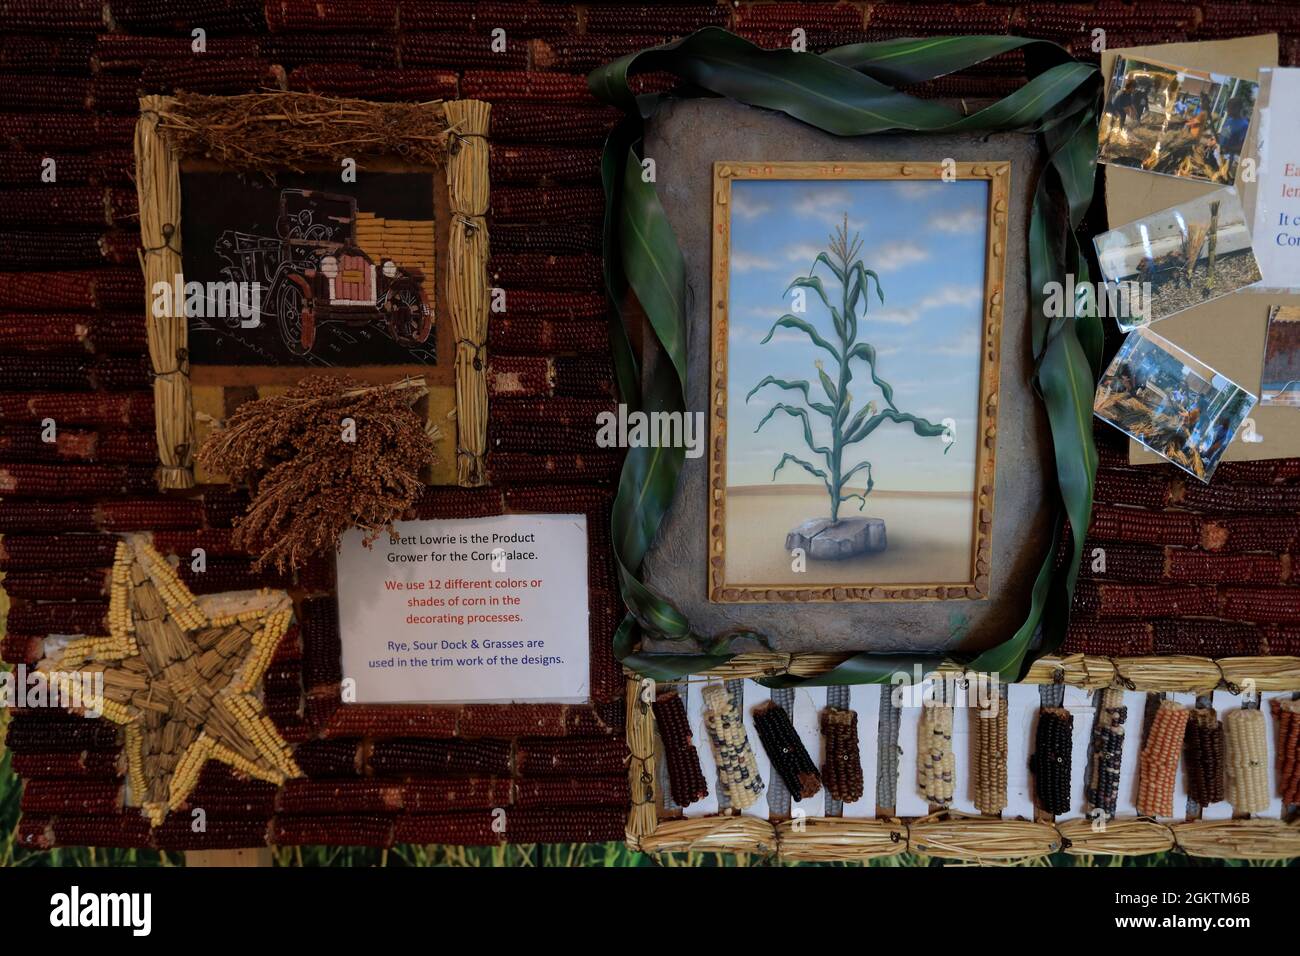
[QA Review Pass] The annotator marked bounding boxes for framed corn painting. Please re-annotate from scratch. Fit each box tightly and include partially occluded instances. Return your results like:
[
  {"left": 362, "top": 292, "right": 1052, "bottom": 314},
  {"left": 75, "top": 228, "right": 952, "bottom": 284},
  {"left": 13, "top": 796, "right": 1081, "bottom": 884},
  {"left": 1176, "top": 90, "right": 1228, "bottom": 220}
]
[{"left": 709, "top": 161, "right": 1006, "bottom": 603}]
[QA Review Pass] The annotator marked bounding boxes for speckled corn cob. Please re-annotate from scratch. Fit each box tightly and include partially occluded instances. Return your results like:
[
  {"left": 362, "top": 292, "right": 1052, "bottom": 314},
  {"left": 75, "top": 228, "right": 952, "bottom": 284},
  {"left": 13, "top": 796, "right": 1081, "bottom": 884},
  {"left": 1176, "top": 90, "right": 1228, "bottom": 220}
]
[{"left": 702, "top": 683, "right": 763, "bottom": 809}]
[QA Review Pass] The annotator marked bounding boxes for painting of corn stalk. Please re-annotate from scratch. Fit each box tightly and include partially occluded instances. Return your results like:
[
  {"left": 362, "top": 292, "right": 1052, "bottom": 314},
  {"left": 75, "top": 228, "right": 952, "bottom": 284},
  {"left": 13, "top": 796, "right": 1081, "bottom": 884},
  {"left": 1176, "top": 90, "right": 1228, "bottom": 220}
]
[
  {"left": 713, "top": 166, "right": 1002, "bottom": 598},
  {"left": 748, "top": 215, "right": 952, "bottom": 560}
]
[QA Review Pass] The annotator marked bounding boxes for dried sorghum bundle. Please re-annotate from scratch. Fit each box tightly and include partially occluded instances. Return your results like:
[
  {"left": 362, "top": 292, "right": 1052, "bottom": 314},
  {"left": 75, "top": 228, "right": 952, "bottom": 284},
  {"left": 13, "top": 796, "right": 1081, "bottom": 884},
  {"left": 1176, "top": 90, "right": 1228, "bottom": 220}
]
[
  {"left": 701, "top": 683, "right": 763, "bottom": 809},
  {"left": 1033, "top": 707, "right": 1073, "bottom": 816},
  {"left": 1224, "top": 708, "right": 1270, "bottom": 814},
  {"left": 491, "top": 186, "right": 605, "bottom": 224},
  {"left": 819, "top": 705, "right": 863, "bottom": 804},
  {"left": 1272, "top": 697, "right": 1300, "bottom": 806},
  {"left": 651, "top": 690, "right": 709, "bottom": 807},
  {"left": 1085, "top": 687, "right": 1127, "bottom": 817},
  {"left": 753, "top": 700, "right": 821, "bottom": 800},
  {"left": 489, "top": 102, "right": 619, "bottom": 146},
  {"left": 1137, "top": 700, "right": 1189, "bottom": 818},
  {"left": 1184, "top": 707, "right": 1225, "bottom": 807},
  {"left": 197, "top": 375, "right": 436, "bottom": 572}
]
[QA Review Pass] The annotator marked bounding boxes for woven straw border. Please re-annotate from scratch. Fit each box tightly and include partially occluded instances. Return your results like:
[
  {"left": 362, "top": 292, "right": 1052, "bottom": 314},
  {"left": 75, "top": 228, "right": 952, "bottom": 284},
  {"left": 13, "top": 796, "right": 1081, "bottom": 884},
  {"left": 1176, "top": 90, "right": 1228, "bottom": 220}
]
[{"left": 625, "top": 657, "right": 1300, "bottom": 861}]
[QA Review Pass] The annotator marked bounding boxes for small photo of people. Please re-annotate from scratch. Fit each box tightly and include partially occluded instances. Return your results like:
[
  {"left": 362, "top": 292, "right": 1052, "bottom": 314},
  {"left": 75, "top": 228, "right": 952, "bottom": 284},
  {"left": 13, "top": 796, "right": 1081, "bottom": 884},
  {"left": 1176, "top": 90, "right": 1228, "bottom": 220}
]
[
  {"left": 1099, "top": 56, "right": 1259, "bottom": 185},
  {"left": 1095, "top": 327, "right": 1257, "bottom": 482},
  {"left": 1261, "top": 305, "right": 1300, "bottom": 406}
]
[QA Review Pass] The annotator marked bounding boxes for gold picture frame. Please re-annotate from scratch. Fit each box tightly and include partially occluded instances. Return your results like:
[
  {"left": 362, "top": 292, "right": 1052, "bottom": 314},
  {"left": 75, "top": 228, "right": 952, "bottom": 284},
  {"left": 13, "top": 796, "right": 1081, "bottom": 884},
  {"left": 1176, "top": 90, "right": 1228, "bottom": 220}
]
[
  {"left": 133, "top": 92, "right": 490, "bottom": 490},
  {"left": 708, "top": 161, "right": 1009, "bottom": 603}
]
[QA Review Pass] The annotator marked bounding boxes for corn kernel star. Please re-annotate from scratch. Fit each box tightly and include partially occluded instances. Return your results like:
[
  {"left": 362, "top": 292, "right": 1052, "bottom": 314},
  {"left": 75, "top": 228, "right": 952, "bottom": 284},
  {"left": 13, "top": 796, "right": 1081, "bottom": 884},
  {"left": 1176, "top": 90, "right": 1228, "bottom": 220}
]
[{"left": 37, "top": 533, "right": 300, "bottom": 826}]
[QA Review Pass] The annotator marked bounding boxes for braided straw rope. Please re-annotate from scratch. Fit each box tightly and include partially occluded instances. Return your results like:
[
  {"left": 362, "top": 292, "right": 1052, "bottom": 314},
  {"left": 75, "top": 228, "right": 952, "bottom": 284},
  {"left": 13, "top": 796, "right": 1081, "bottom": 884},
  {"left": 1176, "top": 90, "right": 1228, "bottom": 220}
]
[{"left": 1224, "top": 708, "right": 1270, "bottom": 815}]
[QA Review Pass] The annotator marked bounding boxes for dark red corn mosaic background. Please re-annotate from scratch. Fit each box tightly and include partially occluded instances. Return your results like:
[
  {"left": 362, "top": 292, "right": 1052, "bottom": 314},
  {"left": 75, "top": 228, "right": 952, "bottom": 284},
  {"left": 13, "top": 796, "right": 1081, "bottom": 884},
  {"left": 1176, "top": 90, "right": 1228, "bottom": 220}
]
[{"left": 4, "top": 1, "right": 1300, "bottom": 849}]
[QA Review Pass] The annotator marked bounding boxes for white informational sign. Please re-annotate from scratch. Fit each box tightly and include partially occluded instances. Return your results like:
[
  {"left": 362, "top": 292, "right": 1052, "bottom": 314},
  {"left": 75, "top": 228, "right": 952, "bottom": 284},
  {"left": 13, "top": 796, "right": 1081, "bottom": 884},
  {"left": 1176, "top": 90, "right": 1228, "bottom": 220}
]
[
  {"left": 336, "top": 514, "right": 590, "bottom": 704},
  {"left": 1252, "top": 67, "right": 1300, "bottom": 290}
]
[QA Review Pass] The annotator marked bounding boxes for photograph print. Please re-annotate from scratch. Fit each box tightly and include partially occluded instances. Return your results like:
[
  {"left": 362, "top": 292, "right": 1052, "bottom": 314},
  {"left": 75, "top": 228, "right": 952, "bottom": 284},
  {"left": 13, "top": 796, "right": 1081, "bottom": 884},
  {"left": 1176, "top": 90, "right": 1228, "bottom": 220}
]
[
  {"left": 1099, "top": 55, "right": 1258, "bottom": 185},
  {"left": 1094, "top": 326, "right": 1256, "bottom": 482},
  {"left": 1261, "top": 305, "right": 1300, "bottom": 406},
  {"left": 1094, "top": 187, "right": 1262, "bottom": 328},
  {"left": 712, "top": 163, "right": 1004, "bottom": 598}
]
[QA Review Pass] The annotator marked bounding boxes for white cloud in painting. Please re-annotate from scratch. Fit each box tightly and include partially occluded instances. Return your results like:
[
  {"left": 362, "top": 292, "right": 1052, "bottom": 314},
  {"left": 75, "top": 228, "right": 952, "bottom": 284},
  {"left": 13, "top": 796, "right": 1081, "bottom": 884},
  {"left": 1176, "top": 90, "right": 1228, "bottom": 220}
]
[
  {"left": 893, "top": 181, "right": 937, "bottom": 200},
  {"left": 791, "top": 187, "right": 858, "bottom": 226},
  {"left": 730, "top": 251, "right": 780, "bottom": 273},
  {"left": 863, "top": 284, "right": 982, "bottom": 326},
  {"left": 928, "top": 206, "right": 985, "bottom": 234},
  {"left": 731, "top": 191, "right": 771, "bottom": 220},
  {"left": 932, "top": 330, "right": 982, "bottom": 356},
  {"left": 866, "top": 241, "right": 929, "bottom": 273}
]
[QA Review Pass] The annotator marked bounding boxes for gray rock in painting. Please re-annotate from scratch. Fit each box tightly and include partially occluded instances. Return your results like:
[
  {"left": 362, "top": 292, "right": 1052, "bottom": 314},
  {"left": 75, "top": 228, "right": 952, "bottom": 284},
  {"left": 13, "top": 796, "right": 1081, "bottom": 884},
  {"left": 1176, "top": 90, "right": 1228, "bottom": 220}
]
[{"left": 785, "top": 517, "right": 887, "bottom": 560}]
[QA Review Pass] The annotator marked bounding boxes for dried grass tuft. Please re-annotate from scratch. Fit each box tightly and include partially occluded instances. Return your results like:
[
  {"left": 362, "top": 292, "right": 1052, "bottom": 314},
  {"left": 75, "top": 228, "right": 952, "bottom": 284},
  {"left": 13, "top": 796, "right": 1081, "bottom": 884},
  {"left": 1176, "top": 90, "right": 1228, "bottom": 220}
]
[{"left": 155, "top": 91, "right": 451, "bottom": 174}]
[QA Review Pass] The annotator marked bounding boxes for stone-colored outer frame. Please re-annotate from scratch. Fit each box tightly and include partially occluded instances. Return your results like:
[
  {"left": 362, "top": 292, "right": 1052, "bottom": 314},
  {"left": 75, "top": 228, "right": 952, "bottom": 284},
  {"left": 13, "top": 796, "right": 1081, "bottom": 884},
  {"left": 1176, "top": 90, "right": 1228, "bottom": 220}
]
[
  {"left": 707, "top": 160, "right": 1009, "bottom": 603},
  {"left": 132, "top": 93, "right": 491, "bottom": 490}
]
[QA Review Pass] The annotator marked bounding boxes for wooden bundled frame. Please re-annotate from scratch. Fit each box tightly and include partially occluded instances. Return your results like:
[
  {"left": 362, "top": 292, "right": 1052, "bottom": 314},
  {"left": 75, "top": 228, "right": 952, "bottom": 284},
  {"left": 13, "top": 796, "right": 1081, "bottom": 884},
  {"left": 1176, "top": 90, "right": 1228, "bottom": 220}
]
[
  {"left": 625, "top": 653, "right": 1300, "bottom": 863},
  {"left": 132, "top": 91, "right": 491, "bottom": 490}
]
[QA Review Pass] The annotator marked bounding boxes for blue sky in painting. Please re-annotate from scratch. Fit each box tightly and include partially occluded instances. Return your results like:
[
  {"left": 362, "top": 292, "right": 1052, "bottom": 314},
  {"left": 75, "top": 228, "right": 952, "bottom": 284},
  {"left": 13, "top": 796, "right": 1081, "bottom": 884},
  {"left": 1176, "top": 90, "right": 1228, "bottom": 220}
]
[{"left": 726, "top": 177, "right": 987, "bottom": 493}]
